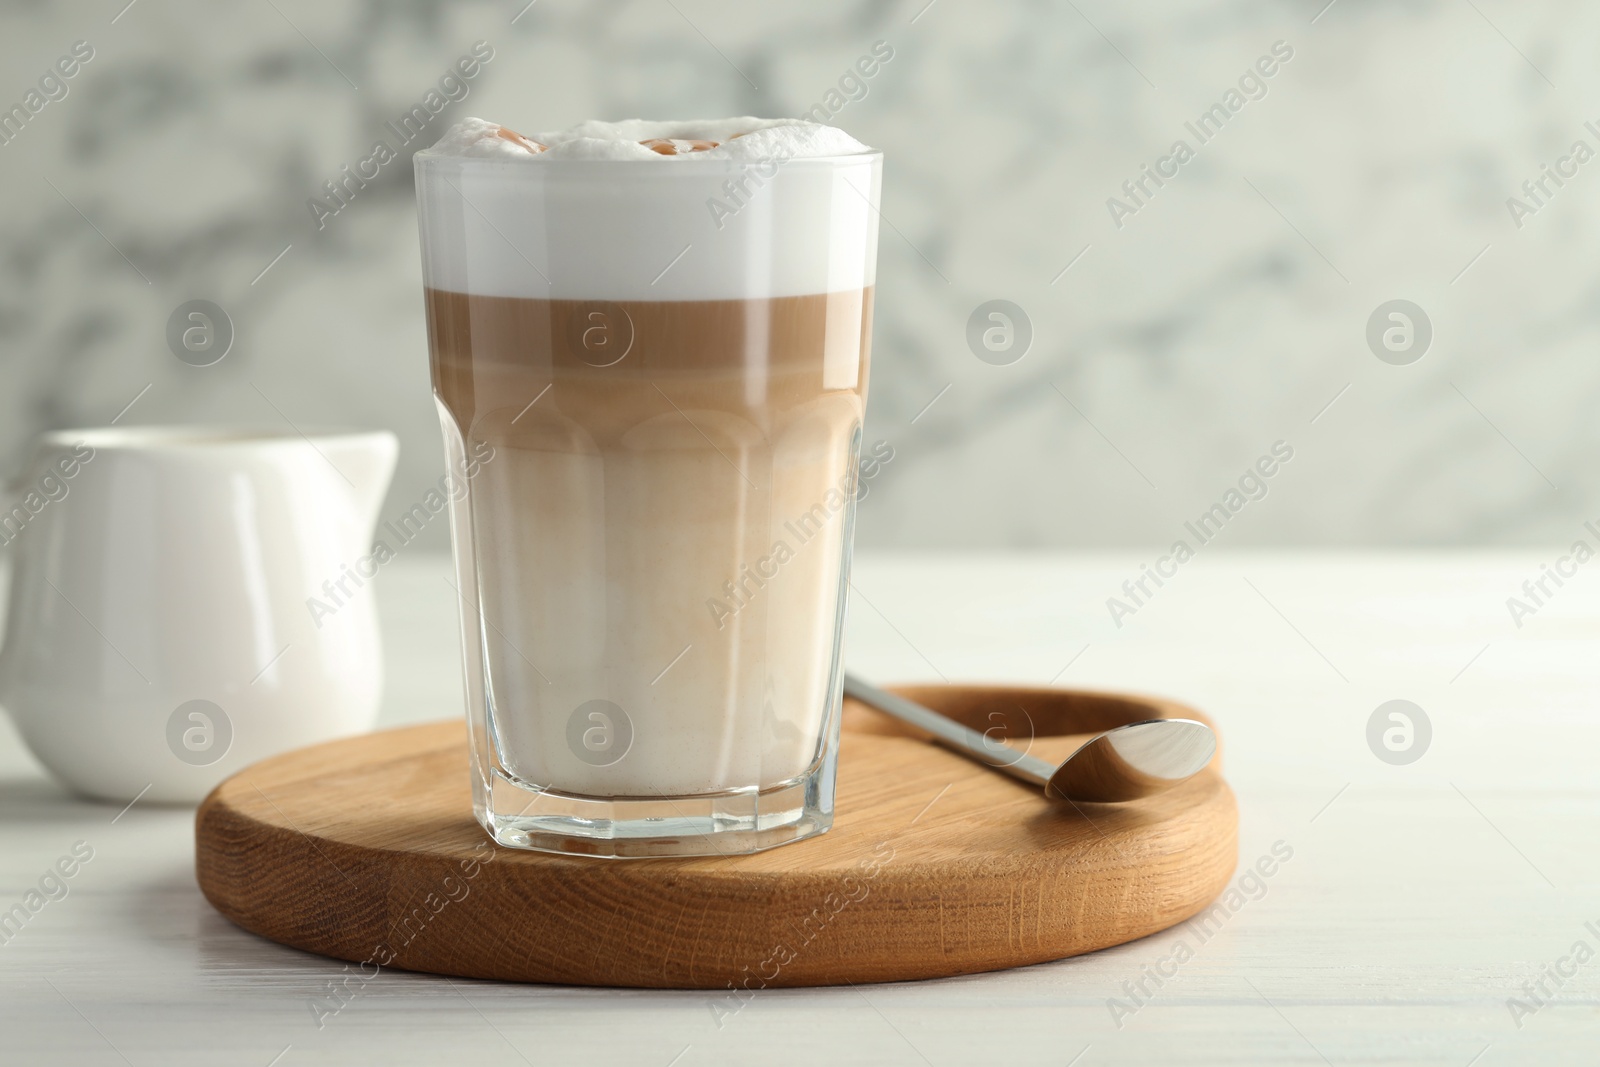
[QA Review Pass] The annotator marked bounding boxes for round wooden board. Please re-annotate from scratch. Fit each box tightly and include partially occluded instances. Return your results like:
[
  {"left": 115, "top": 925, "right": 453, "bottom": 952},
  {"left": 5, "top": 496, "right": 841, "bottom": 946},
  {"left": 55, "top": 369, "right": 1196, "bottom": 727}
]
[{"left": 196, "top": 684, "right": 1237, "bottom": 988}]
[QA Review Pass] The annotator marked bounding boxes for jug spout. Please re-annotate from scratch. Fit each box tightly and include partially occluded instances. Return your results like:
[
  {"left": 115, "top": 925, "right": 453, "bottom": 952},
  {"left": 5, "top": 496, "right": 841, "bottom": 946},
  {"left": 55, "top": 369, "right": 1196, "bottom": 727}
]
[{"left": 318, "top": 431, "right": 399, "bottom": 535}]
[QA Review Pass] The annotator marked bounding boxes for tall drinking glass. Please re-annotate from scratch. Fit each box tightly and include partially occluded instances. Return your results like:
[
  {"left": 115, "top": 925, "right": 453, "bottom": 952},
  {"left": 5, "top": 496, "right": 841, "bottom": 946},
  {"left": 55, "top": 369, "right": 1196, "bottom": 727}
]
[{"left": 415, "top": 138, "right": 881, "bottom": 857}]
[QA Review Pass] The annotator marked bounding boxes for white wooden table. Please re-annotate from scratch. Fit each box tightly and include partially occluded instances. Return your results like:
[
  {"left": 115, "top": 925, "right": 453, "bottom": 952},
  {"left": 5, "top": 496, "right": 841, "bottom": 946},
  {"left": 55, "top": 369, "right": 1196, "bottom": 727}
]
[{"left": 2, "top": 551, "right": 1595, "bottom": 1065}]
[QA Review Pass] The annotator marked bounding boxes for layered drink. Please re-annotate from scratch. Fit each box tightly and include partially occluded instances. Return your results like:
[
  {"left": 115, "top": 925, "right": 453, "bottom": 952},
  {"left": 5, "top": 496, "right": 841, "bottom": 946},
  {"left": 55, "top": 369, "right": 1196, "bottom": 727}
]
[{"left": 415, "top": 117, "right": 881, "bottom": 856}]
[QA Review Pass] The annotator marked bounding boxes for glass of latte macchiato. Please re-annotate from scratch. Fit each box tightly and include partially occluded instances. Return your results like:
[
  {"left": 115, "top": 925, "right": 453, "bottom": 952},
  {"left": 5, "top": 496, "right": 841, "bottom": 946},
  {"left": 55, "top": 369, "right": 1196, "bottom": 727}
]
[{"left": 414, "top": 117, "right": 881, "bottom": 857}]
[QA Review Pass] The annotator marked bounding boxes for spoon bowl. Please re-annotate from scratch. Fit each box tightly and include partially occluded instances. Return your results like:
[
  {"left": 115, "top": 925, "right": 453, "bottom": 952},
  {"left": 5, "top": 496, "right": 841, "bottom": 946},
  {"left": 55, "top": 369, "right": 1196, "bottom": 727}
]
[{"left": 1045, "top": 717, "right": 1218, "bottom": 802}]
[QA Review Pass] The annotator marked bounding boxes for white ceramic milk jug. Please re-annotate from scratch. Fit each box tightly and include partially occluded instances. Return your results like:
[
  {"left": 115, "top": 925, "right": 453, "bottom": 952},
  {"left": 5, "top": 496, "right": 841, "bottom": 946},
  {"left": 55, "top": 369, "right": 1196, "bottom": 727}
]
[{"left": 0, "top": 427, "right": 397, "bottom": 803}]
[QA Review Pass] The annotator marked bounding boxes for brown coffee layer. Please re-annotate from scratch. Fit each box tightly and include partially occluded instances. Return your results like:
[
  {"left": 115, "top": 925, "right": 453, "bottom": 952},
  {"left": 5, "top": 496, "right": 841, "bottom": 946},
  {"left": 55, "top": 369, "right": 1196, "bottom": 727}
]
[{"left": 428, "top": 289, "right": 872, "bottom": 447}]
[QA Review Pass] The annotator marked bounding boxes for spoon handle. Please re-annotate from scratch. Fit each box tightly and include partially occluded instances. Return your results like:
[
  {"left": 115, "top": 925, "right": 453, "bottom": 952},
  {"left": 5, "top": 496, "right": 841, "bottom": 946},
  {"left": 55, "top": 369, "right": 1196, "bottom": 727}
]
[{"left": 842, "top": 673, "right": 1058, "bottom": 789}]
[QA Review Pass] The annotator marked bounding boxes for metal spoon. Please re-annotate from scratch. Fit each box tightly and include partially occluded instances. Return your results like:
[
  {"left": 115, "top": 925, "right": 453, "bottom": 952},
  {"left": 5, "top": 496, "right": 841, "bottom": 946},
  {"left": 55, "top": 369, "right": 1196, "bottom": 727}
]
[{"left": 842, "top": 673, "right": 1217, "bottom": 803}]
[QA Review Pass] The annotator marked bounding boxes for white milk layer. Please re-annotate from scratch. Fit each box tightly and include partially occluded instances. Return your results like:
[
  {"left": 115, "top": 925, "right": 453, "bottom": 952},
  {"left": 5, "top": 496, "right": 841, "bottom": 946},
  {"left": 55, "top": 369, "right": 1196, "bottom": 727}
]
[
  {"left": 451, "top": 398, "right": 863, "bottom": 797},
  {"left": 414, "top": 117, "right": 880, "bottom": 301}
]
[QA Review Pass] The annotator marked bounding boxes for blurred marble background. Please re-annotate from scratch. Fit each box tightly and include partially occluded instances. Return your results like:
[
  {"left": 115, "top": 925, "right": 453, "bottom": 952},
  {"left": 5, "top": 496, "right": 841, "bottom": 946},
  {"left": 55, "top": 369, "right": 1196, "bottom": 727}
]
[{"left": 1, "top": 0, "right": 1597, "bottom": 551}]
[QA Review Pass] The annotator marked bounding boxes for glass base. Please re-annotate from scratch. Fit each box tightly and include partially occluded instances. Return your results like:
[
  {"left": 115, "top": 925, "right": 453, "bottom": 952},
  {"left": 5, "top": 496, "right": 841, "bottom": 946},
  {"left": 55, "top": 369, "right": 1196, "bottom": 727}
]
[{"left": 480, "top": 760, "right": 835, "bottom": 859}]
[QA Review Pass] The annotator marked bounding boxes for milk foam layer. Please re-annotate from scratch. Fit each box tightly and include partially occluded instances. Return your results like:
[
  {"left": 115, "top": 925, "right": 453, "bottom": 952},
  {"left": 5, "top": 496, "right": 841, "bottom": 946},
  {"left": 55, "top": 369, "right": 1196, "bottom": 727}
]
[
  {"left": 414, "top": 117, "right": 880, "bottom": 301},
  {"left": 420, "top": 116, "right": 871, "bottom": 161}
]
